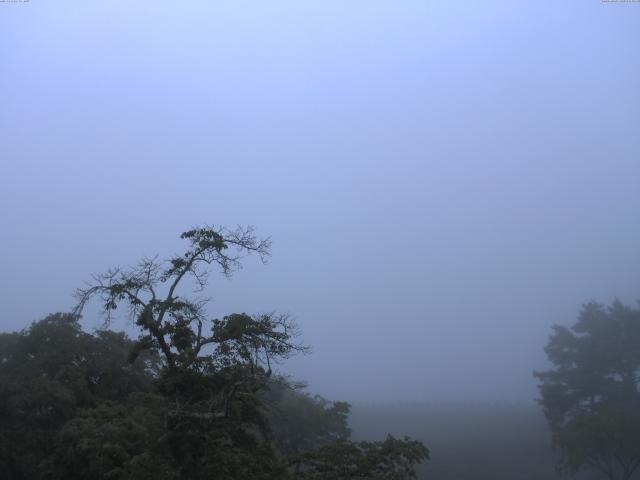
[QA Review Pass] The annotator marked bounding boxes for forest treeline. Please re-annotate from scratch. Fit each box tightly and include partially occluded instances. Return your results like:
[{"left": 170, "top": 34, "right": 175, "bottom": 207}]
[
  {"left": 1, "top": 225, "right": 639, "bottom": 480},
  {"left": 0, "top": 226, "right": 427, "bottom": 480},
  {"left": 0, "top": 312, "right": 426, "bottom": 479}
]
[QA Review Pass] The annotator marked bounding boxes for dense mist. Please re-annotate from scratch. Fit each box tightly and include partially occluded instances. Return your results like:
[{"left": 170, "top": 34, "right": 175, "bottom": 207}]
[
  {"left": 2, "top": 0, "right": 638, "bottom": 405},
  {"left": 1, "top": 2, "right": 639, "bottom": 479}
]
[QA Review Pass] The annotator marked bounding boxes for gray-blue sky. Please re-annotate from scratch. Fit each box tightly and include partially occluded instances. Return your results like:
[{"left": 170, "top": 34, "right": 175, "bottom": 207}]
[{"left": 1, "top": 1, "right": 639, "bottom": 403}]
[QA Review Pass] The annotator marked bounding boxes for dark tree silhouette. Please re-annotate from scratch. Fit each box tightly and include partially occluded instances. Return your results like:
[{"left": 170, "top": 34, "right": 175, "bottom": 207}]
[
  {"left": 1, "top": 225, "right": 428, "bottom": 479},
  {"left": 535, "top": 300, "right": 640, "bottom": 480},
  {"left": 74, "top": 225, "right": 278, "bottom": 370}
]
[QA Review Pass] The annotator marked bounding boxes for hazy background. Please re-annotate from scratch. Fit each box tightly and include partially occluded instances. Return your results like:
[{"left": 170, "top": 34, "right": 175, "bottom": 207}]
[{"left": 1, "top": 1, "right": 639, "bottom": 405}]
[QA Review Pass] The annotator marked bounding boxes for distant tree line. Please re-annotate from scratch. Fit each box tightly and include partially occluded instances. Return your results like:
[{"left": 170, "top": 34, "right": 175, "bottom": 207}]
[{"left": 0, "top": 225, "right": 428, "bottom": 479}]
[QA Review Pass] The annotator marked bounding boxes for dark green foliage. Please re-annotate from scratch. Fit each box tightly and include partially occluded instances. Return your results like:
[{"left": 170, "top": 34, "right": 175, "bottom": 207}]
[
  {"left": 535, "top": 300, "right": 640, "bottom": 480},
  {"left": 43, "top": 394, "right": 174, "bottom": 480},
  {"left": 0, "top": 313, "right": 157, "bottom": 480},
  {"left": 291, "top": 435, "right": 429, "bottom": 480},
  {"left": 0, "top": 312, "right": 292, "bottom": 480}
]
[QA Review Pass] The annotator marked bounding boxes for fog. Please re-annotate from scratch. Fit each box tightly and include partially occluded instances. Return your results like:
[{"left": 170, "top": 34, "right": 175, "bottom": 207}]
[{"left": 1, "top": 0, "right": 639, "bottom": 407}]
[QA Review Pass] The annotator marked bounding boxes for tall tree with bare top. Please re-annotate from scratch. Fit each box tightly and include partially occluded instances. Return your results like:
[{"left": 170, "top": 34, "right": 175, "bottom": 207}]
[{"left": 73, "top": 225, "right": 307, "bottom": 478}]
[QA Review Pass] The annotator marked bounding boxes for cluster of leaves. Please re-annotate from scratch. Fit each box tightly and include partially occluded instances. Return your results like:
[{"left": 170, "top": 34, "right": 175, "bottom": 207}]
[
  {"left": 535, "top": 300, "right": 640, "bottom": 480},
  {"left": 1, "top": 226, "right": 428, "bottom": 479},
  {"left": 292, "top": 436, "right": 429, "bottom": 480}
]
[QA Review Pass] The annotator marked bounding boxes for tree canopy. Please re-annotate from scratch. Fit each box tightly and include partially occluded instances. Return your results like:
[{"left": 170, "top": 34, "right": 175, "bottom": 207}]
[
  {"left": 535, "top": 300, "right": 640, "bottom": 480},
  {"left": 1, "top": 225, "right": 428, "bottom": 479},
  {"left": 0, "top": 313, "right": 159, "bottom": 479}
]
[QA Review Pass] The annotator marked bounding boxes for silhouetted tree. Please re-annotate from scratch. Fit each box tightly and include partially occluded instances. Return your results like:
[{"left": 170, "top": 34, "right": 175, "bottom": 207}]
[
  {"left": 535, "top": 300, "right": 640, "bottom": 480},
  {"left": 0, "top": 224, "right": 428, "bottom": 479},
  {"left": 73, "top": 225, "right": 304, "bottom": 478},
  {"left": 73, "top": 225, "right": 276, "bottom": 371}
]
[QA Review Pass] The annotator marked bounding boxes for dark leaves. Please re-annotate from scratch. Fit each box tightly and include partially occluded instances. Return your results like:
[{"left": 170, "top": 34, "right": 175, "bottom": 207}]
[{"left": 535, "top": 300, "right": 640, "bottom": 478}]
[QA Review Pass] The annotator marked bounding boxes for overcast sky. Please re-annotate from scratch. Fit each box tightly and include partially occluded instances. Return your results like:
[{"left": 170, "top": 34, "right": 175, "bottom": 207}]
[{"left": 1, "top": 1, "right": 639, "bottom": 403}]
